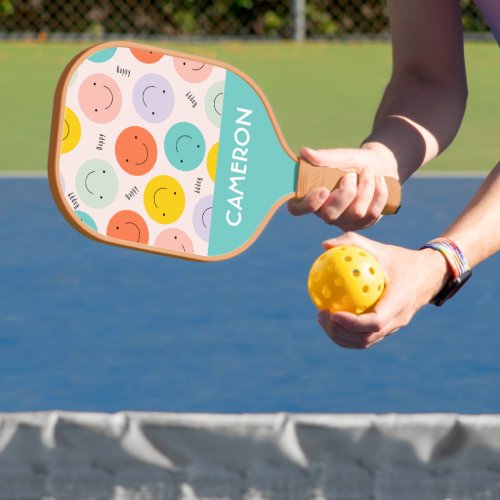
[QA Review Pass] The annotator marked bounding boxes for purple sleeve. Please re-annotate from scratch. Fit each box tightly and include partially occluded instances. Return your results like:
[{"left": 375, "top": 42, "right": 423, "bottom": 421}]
[{"left": 473, "top": 0, "right": 500, "bottom": 45}]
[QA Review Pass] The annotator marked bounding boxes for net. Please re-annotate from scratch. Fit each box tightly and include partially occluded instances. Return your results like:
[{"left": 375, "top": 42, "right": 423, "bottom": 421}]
[{"left": 1, "top": 412, "right": 500, "bottom": 499}]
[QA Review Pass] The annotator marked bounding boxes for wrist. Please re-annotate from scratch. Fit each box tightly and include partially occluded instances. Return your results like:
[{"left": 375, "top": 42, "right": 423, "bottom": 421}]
[
  {"left": 420, "top": 238, "right": 472, "bottom": 306},
  {"left": 361, "top": 141, "right": 399, "bottom": 178},
  {"left": 418, "top": 248, "right": 452, "bottom": 302}
]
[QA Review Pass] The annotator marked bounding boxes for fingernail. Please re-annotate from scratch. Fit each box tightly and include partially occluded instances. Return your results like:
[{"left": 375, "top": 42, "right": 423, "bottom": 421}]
[{"left": 319, "top": 189, "right": 329, "bottom": 200}]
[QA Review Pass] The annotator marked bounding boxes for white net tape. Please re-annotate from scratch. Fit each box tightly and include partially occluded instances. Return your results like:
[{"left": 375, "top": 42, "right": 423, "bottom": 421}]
[{"left": 1, "top": 412, "right": 500, "bottom": 499}]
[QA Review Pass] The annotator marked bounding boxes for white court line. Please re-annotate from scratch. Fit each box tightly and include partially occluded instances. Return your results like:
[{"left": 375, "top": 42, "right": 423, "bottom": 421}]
[
  {"left": 0, "top": 171, "right": 47, "bottom": 178},
  {"left": 414, "top": 170, "right": 487, "bottom": 178},
  {"left": 0, "top": 170, "right": 489, "bottom": 179}
]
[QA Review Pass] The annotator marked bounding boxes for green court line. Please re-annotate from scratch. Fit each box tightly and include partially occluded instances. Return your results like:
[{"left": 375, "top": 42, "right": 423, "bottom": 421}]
[{"left": 0, "top": 41, "right": 497, "bottom": 173}]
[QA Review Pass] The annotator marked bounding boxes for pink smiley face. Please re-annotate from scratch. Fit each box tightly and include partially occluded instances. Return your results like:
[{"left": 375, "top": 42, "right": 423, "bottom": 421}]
[
  {"left": 173, "top": 58, "right": 213, "bottom": 83},
  {"left": 155, "top": 228, "right": 194, "bottom": 254},
  {"left": 78, "top": 74, "right": 122, "bottom": 123}
]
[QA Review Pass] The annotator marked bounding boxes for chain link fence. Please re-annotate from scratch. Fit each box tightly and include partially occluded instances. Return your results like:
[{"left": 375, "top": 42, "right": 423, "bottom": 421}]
[{"left": 0, "top": 0, "right": 491, "bottom": 40}]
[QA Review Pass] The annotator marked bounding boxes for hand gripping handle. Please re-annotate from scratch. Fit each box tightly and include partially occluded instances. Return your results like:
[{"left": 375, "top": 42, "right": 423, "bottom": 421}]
[{"left": 295, "top": 158, "right": 401, "bottom": 215}]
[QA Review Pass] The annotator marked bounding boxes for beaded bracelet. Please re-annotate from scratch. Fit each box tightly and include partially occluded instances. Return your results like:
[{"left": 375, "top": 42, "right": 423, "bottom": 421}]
[{"left": 421, "top": 237, "right": 472, "bottom": 306}]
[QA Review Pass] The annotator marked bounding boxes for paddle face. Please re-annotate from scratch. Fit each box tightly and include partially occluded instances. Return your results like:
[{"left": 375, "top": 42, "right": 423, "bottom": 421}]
[{"left": 49, "top": 41, "right": 297, "bottom": 261}]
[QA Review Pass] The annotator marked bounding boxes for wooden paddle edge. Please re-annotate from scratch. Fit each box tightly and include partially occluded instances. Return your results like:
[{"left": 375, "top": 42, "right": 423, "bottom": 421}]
[{"left": 47, "top": 40, "right": 299, "bottom": 262}]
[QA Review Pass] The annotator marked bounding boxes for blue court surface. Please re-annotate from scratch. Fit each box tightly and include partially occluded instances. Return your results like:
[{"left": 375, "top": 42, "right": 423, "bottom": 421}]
[{"left": 0, "top": 176, "right": 498, "bottom": 413}]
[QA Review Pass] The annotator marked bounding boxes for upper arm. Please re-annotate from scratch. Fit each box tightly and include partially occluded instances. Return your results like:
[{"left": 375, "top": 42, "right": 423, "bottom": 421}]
[{"left": 387, "top": 0, "right": 467, "bottom": 86}]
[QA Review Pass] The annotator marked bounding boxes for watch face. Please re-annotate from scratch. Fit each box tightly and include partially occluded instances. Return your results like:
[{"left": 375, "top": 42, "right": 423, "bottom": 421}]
[{"left": 432, "top": 269, "right": 472, "bottom": 306}]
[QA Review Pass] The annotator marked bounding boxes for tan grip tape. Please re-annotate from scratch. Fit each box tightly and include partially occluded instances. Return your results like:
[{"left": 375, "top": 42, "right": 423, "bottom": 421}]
[{"left": 295, "top": 158, "right": 401, "bottom": 215}]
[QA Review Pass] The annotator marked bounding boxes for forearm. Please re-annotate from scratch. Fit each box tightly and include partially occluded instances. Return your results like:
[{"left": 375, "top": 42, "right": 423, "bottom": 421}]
[
  {"left": 413, "top": 163, "right": 500, "bottom": 307},
  {"left": 361, "top": 0, "right": 467, "bottom": 182},
  {"left": 441, "top": 162, "right": 500, "bottom": 267},
  {"left": 363, "top": 73, "right": 467, "bottom": 181}
]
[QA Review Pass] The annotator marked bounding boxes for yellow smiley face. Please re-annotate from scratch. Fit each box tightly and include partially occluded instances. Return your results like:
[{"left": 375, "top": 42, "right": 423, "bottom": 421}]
[
  {"left": 144, "top": 175, "right": 185, "bottom": 224},
  {"left": 61, "top": 107, "right": 81, "bottom": 154},
  {"left": 207, "top": 142, "right": 218, "bottom": 182}
]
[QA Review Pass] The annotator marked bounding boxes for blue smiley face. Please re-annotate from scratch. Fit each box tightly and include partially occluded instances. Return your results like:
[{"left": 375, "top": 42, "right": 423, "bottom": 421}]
[
  {"left": 75, "top": 210, "right": 98, "bottom": 231},
  {"left": 76, "top": 159, "right": 119, "bottom": 209},
  {"left": 164, "top": 122, "right": 206, "bottom": 172},
  {"left": 87, "top": 47, "right": 117, "bottom": 63}
]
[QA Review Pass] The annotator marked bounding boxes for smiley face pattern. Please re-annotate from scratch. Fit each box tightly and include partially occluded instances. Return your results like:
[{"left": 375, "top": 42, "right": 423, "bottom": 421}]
[{"left": 58, "top": 46, "right": 226, "bottom": 257}]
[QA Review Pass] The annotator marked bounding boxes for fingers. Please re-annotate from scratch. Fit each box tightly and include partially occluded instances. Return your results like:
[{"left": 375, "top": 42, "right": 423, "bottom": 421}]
[
  {"left": 327, "top": 169, "right": 389, "bottom": 231},
  {"left": 287, "top": 187, "right": 330, "bottom": 216},
  {"left": 318, "top": 308, "right": 398, "bottom": 349},
  {"left": 289, "top": 147, "right": 390, "bottom": 230},
  {"left": 316, "top": 172, "right": 358, "bottom": 223}
]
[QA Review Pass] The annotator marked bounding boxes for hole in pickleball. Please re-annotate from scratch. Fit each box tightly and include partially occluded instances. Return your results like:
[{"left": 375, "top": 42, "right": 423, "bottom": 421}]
[
  {"left": 369, "top": 267, "right": 375, "bottom": 275},
  {"left": 314, "top": 294, "right": 322, "bottom": 308},
  {"left": 313, "top": 271, "right": 321, "bottom": 282},
  {"left": 334, "top": 277, "right": 344, "bottom": 286},
  {"left": 362, "top": 285, "right": 369, "bottom": 293},
  {"left": 342, "top": 295, "right": 351, "bottom": 304},
  {"left": 344, "top": 256, "right": 352, "bottom": 262},
  {"left": 322, "top": 286, "right": 331, "bottom": 299},
  {"left": 359, "top": 251, "right": 367, "bottom": 257},
  {"left": 352, "top": 269, "right": 360, "bottom": 277}
]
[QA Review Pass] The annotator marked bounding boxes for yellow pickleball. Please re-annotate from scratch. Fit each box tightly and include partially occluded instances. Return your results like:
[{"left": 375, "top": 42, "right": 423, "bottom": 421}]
[
  {"left": 61, "top": 107, "right": 81, "bottom": 154},
  {"left": 144, "top": 175, "right": 185, "bottom": 224},
  {"left": 308, "top": 245, "right": 385, "bottom": 314}
]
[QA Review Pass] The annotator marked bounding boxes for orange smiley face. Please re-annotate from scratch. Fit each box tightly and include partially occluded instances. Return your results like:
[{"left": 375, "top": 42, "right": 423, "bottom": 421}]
[
  {"left": 115, "top": 126, "right": 157, "bottom": 176},
  {"left": 154, "top": 228, "right": 194, "bottom": 254},
  {"left": 130, "top": 48, "right": 164, "bottom": 64},
  {"left": 106, "top": 210, "right": 149, "bottom": 244}
]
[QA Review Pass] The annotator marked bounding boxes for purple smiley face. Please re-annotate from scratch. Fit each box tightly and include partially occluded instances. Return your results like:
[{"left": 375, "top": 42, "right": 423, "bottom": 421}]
[
  {"left": 133, "top": 74, "right": 174, "bottom": 123},
  {"left": 193, "top": 195, "right": 213, "bottom": 242}
]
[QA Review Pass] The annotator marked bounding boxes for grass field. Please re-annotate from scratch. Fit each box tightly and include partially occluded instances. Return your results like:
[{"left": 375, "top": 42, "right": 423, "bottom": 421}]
[{"left": 0, "top": 41, "right": 497, "bottom": 173}]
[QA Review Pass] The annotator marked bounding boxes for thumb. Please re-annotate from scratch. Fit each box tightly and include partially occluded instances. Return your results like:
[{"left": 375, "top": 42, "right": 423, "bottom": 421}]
[
  {"left": 322, "top": 231, "right": 369, "bottom": 250},
  {"left": 300, "top": 147, "right": 364, "bottom": 171}
]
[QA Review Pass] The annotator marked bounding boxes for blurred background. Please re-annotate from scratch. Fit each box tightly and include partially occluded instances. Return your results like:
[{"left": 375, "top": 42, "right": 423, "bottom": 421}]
[{"left": 0, "top": 0, "right": 492, "bottom": 41}]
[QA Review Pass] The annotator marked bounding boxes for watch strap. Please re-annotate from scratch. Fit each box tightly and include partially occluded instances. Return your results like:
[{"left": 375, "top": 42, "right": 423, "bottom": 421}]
[{"left": 421, "top": 238, "right": 472, "bottom": 306}]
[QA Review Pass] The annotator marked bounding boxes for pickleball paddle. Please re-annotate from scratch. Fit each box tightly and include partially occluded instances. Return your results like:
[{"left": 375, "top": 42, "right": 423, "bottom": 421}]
[{"left": 48, "top": 41, "right": 401, "bottom": 261}]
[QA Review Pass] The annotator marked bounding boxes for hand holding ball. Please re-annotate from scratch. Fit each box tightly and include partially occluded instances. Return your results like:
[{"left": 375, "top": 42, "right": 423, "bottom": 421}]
[{"left": 308, "top": 245, "right": 385, "bottom": 314}]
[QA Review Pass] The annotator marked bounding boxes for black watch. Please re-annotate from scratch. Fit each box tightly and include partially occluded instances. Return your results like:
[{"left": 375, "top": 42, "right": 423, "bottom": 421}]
[{"left": 431, "top": 268, "right": 472, "bottom": 306}]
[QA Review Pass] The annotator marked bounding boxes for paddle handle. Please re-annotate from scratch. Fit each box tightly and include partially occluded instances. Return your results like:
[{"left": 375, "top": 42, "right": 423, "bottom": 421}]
[{"left": 295, "top": 158, "right": 401, "bottom": 215}]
